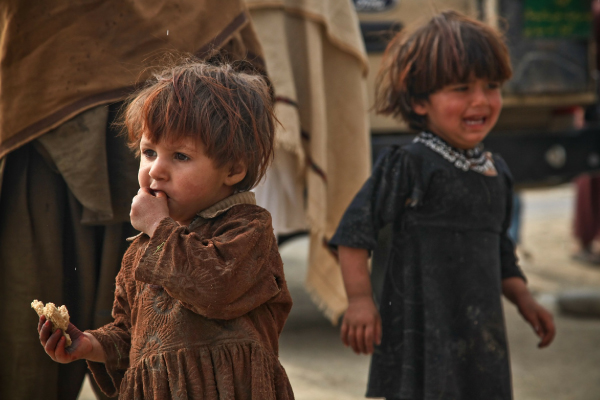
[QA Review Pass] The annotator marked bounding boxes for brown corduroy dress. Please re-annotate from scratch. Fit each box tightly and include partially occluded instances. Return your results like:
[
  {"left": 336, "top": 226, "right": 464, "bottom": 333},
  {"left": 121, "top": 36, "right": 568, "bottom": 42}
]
[{"left": 86, "top": 194, "right": 294, "bottom": 399}]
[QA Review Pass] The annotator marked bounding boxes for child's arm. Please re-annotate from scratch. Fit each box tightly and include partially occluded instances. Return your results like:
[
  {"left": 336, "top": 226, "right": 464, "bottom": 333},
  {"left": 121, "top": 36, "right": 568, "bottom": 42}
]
[
  {"left": 135, "top": 209, "right": 284, "bottom": 320},
  {"left": 502, "top": 277, "right": 555, "bottom": 348},
  {"left": 331, "top": 149, "right": 413, "bottom": 354},
  {"left": 38, "top": 316, "right": 105, "bottom": 363},
  {"left": 495, "top": 158, "right": 555, "bottom": 347},
  {"left": 339, "top": 245, "right": 382, "bottom": 355}
]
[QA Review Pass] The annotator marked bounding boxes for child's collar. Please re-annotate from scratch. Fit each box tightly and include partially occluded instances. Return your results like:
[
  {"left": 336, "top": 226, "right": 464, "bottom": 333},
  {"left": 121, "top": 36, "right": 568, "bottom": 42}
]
[
  {"left": 196, "top": 191, "right": 256, "bottom": 219},
  {"left": 413, "top": 131, "right": 496, "bottom": 176}
]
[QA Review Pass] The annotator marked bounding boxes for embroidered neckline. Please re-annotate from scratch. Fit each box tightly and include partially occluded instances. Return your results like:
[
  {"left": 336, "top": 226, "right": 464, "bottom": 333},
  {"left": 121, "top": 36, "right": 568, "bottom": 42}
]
[{"left": 413, "top": 131, "right": 496, "bottom": 175}]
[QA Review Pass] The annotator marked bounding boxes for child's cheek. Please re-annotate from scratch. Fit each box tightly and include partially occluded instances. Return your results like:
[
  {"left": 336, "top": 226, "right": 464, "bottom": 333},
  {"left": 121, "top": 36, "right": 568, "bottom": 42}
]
[{"left": 138, "top": 166, "right": 150, "bottom": 187}]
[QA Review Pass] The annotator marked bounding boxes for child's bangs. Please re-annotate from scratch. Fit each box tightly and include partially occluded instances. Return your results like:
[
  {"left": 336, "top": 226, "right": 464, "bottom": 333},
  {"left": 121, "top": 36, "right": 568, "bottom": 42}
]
[
  {"left": 431, "top": 22, "right": 512, "bottom": 92},
  {"left": 451, "top": 27, "right": 511, "bottom": 85},
  {"left": 141, "top": 83, "right": 192, "bottom": 144},
  {"left": 417, "top": 17, "right": 512, "bottom": 95}
]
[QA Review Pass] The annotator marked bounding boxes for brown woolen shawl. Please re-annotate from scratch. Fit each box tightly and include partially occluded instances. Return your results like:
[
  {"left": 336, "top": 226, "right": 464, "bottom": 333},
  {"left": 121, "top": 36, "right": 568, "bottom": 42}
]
[{"left": 0, "top": 0, "right": 263, "bottom": 159}]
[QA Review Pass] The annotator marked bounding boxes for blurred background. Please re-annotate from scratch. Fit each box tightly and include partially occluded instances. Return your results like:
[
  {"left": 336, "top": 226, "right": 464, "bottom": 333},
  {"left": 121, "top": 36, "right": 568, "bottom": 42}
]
[{"left": 3, "top": 0, "right": 600, "bottom": 399}]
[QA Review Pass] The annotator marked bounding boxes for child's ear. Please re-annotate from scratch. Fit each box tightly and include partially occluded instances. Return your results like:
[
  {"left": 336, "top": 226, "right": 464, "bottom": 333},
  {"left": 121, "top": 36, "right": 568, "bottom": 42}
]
[
  {"left": 412, "top": 100, "right": 428, "bottom": 116},
  {"left": 224, "top": 161, "right": 247, "bottom": 187}
]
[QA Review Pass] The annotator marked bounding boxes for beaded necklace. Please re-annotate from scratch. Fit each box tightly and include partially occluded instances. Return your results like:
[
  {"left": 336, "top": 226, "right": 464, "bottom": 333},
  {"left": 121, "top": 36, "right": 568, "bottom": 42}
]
[{"left": 413, "top": 131, "right": 497, "bottom": 176}]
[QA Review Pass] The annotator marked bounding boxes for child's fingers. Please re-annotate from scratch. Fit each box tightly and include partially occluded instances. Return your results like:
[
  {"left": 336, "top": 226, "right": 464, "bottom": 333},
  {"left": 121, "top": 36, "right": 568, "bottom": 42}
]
[
  {"left": 340, "top": 321, "right": 350, "bottom": 347},
  {"left": 347, "top": 325, "right": 359, "bottom": 353},
  {"left": 37, "top": 315, "right": 47, "bottom": 333},
  {"left": 375, "top": 317, "right": 382, "bottom": 346},
  {"left": 520, "top": 306, "right": 541, "bottom": 336},
  {"left": 345, "top": 325, "right": 354, "bottom": 351},
  {"left": 39, "top": 320, "right": 53, "bottom": 345},
  {"left": 52, "top": 335, "right": 69, "bottom": 362},
  {"left": 340, "top": 312, "right": 380, "bottom": 354},
  {"left": 349, "top": 325, "right": 367, "bottom": 354},
  {"left": 44, "top": 329, "right": 64, "bottom": 359},
  {"left": 354, "top": 325, "right": 366, "bottom": 354},
  {"left": 525, "top": 313, "right": 540, "bottom": 336},
  {"left": 538, "top": 330, "right": 554, "bottom": 348},
  {"left": 364, "top": 324, "right": 375, "bottom": 354},
  {"left": 537, "top": 312, "right": 556, "bottom": 348},
  {"left": 524, "top": 306, "right": 556, "bottom": 348}
]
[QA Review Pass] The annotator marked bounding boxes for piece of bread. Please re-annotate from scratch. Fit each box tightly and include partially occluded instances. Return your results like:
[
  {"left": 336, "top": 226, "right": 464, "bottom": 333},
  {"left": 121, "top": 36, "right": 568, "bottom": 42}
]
[{"left": 31, "top": 300, "right": 72, "bottom": 347}]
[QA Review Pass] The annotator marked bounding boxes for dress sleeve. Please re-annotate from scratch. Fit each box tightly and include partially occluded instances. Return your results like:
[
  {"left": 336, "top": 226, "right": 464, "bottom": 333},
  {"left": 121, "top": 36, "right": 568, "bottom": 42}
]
[
  {"left": 496, "top": 155, "right": 527, "bottom": 282},
  {"left": 329, "top": 146, "right": 416, "bottom": 251},
  {"left": 135, "top": 208, "right": 282, "bottom": 320},
  {"left": 85, "top": 245, "right": 136, "bottom": 397}
]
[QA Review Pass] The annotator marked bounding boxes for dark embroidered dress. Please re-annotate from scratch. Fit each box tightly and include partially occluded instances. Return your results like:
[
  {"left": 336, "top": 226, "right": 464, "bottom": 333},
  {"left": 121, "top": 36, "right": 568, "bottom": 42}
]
[{"left": 330, "top": 139, "right": 525, "bottom": 400}]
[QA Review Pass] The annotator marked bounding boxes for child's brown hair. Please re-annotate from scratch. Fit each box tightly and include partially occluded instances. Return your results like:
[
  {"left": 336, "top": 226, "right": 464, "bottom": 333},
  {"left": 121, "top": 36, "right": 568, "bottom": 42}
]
[
  {"left": 124, "top": 59, "right": 276, "bottom": 192},
  {"left": 375, "top": 10, "right": 512, "bottom": 131}
]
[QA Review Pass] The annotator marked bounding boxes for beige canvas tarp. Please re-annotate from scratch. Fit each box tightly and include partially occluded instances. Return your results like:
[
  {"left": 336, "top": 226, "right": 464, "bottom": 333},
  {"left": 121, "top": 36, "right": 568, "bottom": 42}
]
[{"left": 249, "top": 0, "right": 372, "bottom": 322}]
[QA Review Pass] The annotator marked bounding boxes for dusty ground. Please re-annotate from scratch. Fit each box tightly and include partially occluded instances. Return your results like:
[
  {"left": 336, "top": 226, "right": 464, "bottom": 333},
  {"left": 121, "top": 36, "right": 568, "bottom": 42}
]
[
  {"left": 504, "top": 185, "right": 600, "bottom": 400},
  {"left": 78, "top": 183, "right": 600, "bottom": 400}
]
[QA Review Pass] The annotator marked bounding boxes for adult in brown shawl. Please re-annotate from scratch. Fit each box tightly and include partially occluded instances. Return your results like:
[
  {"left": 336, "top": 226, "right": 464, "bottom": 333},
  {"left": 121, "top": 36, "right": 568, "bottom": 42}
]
[{"left": 0, "top": 2, "right": 264, "bottom": 399}]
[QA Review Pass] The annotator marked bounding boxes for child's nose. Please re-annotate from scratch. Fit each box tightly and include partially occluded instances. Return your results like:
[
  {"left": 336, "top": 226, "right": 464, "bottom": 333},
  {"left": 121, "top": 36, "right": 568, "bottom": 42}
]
[
  {"left": 471, "top": 86, "right": 489, "bottom": 106},
  {"left": 148, "top": 158, "right": 168, "bottom": 180}
]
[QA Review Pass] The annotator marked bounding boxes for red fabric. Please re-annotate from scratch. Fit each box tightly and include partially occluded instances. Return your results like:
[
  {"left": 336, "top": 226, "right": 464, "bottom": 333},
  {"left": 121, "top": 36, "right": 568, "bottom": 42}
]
[{"left": 573, "top": 174, "right": 600, "bottom": 247}]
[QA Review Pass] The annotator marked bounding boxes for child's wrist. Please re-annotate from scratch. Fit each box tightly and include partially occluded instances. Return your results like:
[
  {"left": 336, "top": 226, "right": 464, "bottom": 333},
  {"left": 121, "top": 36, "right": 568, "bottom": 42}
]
[
  {"left": 347, "top": 293, "right": 375, "bottom": 304},
  {"left": 502, "top": 276, "right": 529, "bottom": 302},
  {"left": 145, "top": 220, "right": 161, "bottom": 237},
  {"left": 145, "top": 216, "right": 169, "bottom": 237},
  {"left": 84, "top": 332, "right": 106, "bottom": 363}
]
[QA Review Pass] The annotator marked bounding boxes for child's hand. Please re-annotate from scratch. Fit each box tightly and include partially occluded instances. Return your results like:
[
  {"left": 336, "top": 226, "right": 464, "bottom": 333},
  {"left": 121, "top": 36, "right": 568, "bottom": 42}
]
[
  {"left": 502, "top": 277, "right": 556, "bottom": 348},
  {"left": 38, "top": 316, "right": 94, "bottom": 363},
  {"left": 516, "top": 296, "right": 556, "bottom": 348},
  {"left": 341, "top": 295, "right": 382, "bottom": 355},
  {"left": 130, "top": 188, "right": 169, "bottom": 236}
]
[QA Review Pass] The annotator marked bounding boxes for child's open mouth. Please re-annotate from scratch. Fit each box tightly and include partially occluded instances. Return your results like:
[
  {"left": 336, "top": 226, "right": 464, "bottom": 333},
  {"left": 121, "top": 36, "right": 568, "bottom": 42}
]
[
  {"left": 149, "top": 189, "right": 168, "bottom": 198},
  {"left": 464, "top": 117, "right": 486, "bottom": 126}
]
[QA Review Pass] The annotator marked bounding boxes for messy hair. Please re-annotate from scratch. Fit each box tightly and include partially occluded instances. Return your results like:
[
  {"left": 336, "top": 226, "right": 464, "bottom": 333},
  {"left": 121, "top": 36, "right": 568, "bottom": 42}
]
[
  {"left": 375, "top": 10, "right": 512, "bottom": 131},
  {"left": 123, "top": 59, "right": 276, "bottom": 192}
]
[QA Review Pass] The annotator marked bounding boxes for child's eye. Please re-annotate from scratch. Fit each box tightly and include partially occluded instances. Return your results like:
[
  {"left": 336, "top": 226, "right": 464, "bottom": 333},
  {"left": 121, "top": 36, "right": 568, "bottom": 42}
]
[
  {"left": 174, "top": 153, "right": 190, "bottom": 161},
  {"left": 142, "top": 149, "right": 156, "bottom": 158},
  {"left": 452, "top": 85, "right": 469, "bottom": 92},
  {"left": 487, "top": 82, "right": 500, "bottom": 90}
]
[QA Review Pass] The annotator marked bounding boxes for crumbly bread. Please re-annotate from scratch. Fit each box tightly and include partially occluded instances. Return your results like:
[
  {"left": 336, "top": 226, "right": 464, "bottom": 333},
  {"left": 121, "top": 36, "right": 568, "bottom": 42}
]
[{"left": 31, "top": 300, "right": 72, "bottom": 347}]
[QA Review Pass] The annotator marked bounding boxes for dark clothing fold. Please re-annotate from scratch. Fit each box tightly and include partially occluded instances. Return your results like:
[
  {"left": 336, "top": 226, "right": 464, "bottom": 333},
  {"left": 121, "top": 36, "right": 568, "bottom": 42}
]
[
  {"left": 330, "top": 143, "right": 525, "bottom": 400},
  {"left": 0, "top": 140, "right": 137, "bottom": 400}
]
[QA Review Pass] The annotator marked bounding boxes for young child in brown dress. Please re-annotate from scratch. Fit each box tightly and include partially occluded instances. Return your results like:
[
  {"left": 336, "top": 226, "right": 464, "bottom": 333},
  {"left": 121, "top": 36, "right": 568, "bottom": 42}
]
[{"left": 36, "top": 61, "right": 295, "bottom": 400}]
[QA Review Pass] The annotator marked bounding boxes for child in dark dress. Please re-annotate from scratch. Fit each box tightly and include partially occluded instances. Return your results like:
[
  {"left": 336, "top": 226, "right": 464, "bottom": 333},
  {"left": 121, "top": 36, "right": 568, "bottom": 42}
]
[
  {"left": 36, "top": 61, "right": 294, "bottom": 400},
  {"left": 329, "top": 11, "right": 555, "bottom": 400}
]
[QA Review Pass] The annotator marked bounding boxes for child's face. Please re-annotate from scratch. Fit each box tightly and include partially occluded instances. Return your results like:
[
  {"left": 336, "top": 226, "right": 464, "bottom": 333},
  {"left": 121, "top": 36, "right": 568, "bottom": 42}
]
[
  {"left": 138, "top": 134, "right": 242, "bottom": 226},
  {"left": 413, "top": 78, "right": 502, "bottom": 149}
]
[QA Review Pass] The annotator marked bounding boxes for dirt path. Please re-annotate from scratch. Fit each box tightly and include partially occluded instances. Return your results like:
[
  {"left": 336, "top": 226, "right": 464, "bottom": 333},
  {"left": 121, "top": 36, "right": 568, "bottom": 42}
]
[{"left": 518, "top": 185, "right": 600, "bottom": 293}]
